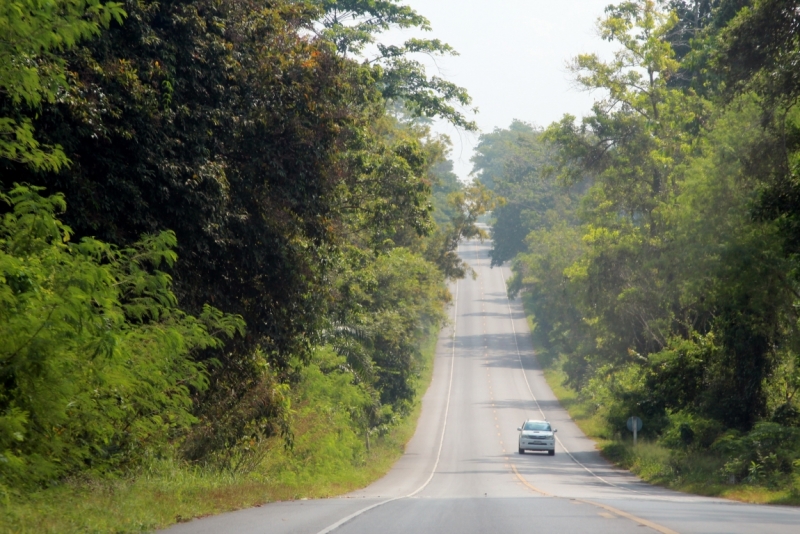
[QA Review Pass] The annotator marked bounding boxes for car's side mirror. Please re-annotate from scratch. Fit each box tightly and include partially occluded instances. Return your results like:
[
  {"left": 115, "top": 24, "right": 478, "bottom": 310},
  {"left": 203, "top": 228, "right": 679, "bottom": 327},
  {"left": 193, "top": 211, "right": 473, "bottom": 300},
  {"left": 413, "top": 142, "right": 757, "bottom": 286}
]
[
  {"left": 517, "top": 427, "right": 521, "bottom": 431},
  {"left": 553, "top": 429, "right": 558, "bottom": 433}
]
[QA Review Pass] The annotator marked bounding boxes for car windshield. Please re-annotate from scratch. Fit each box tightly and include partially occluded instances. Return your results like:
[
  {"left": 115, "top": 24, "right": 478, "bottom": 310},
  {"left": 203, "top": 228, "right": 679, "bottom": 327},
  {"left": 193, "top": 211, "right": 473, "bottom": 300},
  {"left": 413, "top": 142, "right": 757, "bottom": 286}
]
[{"left": 523, "top": 421, "right": 551, "bottom": 431}]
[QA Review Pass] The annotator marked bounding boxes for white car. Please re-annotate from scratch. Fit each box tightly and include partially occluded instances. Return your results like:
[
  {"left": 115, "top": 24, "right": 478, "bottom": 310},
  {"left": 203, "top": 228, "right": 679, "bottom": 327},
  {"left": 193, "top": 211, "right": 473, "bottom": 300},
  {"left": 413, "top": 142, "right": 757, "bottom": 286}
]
[{"left": 518, "top": 419, "right": 556, "bottom": 455}]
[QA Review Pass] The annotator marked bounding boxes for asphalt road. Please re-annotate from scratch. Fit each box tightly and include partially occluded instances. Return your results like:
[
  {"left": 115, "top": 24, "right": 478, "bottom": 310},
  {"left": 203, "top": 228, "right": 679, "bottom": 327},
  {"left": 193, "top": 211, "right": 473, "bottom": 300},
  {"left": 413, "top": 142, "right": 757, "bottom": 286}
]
[{"left": 164, "top": 239, "right": 800, "bottom": 534}]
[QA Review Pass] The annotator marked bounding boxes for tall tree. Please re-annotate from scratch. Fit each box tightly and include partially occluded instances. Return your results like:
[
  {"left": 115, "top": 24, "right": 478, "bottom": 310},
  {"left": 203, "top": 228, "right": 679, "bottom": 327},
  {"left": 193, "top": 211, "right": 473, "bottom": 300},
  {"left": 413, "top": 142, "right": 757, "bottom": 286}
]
[
  {"left": 502, "top": 0, "right": 797, "bottom": 433},
  {"left": 1, "top": 0, "right": 476, "bottom": 463},
  {"left": 314, "top": 0, "right": 477, "bottom": 129},
  {"left": 470, "top": 120, "right": 576, "bottom": 266},
  {"left": 0, "top": 0, "right": 124, "bottom": 171}
]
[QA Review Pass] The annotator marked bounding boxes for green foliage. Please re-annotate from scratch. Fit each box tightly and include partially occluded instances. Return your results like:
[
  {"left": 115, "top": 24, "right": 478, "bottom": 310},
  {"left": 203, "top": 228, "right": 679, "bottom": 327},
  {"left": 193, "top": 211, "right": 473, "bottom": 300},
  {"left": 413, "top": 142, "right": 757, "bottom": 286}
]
[
  {"left": 315, "top": 0, "right": 477, "bottom": 129},
  {"left": 0, "top": 0, "right": 468, "bottom": 469},
  {"left": 0, "top": 324, "right": 441, "bottom": 533},
  {"left": 471, "top": 120, "right": 541, "bottom": 191},
  {"left": 0, "top": 186, "right": 243, "bottom": 489},
  {"left": 509, "top": 223, "right": 587, "bottom": 376},
  {"left": 542, "top": 352, "right": 800, "bottom": 498},
  {"left": 423, "top": 180, "right": 496, "bottom": 279},
  {"left": 377, "top": 50, "right": 477, "bottom": 130},
  {"left": 470, "top": 120, "right": 580, "bottom": 266},
  {"left": 3, "top": 0, "right": 349, "bottom": 381},
  {"left": 366, "top": 249, "right": 446, "bottom": 406},
  {"left": 501, "top": 0, "right": 800, "bottom": 480},
  {"left": 265, "top": 347, "right": 373, "bottom": 485},
  {"left": 330, "top": 246, "right": 447, "bottom": 413},
  {"left": 0, "top": 0, "right": 461, "bottom": 514},
  {"left": 338, "top": 114, "right": 441, "bottom": 246},
  {"left": 430, "top": 159, "right": 461, "bottom": 227},
  {"left": 180, "top": 348, "right": 291, "bottom": 471},
  {"left": 0, "top": 0, "right": 125, "bottom": 171},
  {"left": 315, "top": 0, "right": 431, "bottom": 56},
  {"left": 715, "top": 423, "right": 800, "bottom": 485},
  {"left": 716, "top": 0, "right": 800, "bottom": 103},
  {"left": 0, "top": 0, "right": 125, "bottom": 108}
]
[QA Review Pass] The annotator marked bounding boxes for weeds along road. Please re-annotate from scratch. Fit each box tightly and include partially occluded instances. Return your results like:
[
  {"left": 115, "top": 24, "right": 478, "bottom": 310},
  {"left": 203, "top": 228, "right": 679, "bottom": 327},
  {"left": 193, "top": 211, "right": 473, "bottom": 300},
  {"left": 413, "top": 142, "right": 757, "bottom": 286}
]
[{"left": 163, "top": 239, "right": 800, "bottom": 534}]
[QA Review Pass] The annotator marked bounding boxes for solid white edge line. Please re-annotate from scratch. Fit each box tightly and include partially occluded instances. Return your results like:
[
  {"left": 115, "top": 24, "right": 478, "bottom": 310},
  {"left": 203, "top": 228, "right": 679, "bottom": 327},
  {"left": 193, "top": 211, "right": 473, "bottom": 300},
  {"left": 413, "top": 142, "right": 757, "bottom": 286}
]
[
  {"left": 315, "top": 264, "right": 460, "bottom": 534},
  {"left": 407, "top": 277, "right": 458, "bottom": 497},
  {"left": 495, "top": 258, "right": 645, "bottom": 494}
]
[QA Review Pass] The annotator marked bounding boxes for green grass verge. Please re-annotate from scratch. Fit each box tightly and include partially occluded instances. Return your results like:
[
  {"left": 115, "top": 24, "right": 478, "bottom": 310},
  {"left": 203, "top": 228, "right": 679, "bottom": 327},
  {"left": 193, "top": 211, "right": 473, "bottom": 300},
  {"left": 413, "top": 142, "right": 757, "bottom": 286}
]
[{"left": 1, "top": 328, "right": 442, "bottom": 533}]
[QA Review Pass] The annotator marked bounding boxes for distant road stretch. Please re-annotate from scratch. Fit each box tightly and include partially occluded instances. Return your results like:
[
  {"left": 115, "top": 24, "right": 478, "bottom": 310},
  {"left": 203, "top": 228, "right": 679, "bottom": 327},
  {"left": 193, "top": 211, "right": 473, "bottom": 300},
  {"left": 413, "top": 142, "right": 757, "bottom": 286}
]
[{"left": 164, "top": 239, "right": 800, "bottom": 534}]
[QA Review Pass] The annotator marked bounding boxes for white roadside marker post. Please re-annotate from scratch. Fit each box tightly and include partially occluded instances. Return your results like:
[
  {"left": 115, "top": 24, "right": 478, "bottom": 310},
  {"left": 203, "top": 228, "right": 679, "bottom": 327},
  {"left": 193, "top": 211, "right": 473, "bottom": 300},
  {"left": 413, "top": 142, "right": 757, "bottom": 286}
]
[{"left": 627, "top": 416, "right": 642, "bottom": 447}]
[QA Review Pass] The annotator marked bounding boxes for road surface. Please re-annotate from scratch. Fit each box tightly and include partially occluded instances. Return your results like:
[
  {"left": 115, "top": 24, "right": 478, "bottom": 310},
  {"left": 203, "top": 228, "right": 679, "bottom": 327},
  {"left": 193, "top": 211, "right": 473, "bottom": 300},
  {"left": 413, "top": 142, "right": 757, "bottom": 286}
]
[{"left": 164, "top": 239, "right": 800, "bottom": 534}]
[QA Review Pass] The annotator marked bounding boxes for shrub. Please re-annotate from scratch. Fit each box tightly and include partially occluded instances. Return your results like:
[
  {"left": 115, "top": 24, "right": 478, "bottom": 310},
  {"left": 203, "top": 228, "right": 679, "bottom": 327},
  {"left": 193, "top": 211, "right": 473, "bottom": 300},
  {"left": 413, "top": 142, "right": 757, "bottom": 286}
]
[
  {"left": 660, "top": 412, "right": 724, "bottom": 450},
  {"left": 0, "top": 186, "right": 243, "bottom": 490},
  {"left": 584, "top": 364, "right": 669, "bottom": 439},
  {"left": 714, "top": 423, "right": 800, "bottom": 485}
]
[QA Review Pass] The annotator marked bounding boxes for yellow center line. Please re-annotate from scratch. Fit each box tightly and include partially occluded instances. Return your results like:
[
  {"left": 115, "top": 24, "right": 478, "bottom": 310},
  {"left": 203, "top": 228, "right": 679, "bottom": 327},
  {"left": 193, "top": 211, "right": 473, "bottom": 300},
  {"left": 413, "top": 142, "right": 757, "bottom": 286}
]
[
  {"left": 582, "top": 501, "right": 679, "bottom": 534},
  {"left": 509, "top": 464, "right": 679, "bottom": 534},
  {"left": 510, "top": 464, "right": 551, "bottom": 496}
]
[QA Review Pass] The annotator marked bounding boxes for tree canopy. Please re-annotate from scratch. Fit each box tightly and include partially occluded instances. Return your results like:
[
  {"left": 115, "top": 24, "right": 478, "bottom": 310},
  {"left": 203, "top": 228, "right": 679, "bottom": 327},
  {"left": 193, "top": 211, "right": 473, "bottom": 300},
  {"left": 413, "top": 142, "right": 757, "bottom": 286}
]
[
  {"left": 494, "top": 0, "right": 800, "bottom": 471},
  {"left": 0, "top": 0, "right": 480, "bottom": 487}
]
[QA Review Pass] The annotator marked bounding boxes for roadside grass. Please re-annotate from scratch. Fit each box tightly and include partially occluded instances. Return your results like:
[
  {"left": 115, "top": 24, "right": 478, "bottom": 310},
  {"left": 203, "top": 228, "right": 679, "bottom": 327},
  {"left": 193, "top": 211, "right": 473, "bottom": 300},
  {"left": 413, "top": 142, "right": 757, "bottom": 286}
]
[
  {"left": 1, "top": 327, "right": 442, "bottom": 533},
  {"left": 541, "top": 359, "right": 800, "bottom": 505},
  {"left": 599, "top": 438, "right": 800, "bottom": 505}
]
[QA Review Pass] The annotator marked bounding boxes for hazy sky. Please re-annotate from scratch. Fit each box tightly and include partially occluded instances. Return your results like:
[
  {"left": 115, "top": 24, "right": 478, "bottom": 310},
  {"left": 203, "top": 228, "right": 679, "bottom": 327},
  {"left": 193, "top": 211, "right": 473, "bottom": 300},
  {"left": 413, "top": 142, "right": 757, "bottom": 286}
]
[{"left": 380, "top": 1, "right": 616, "bottom": 180}]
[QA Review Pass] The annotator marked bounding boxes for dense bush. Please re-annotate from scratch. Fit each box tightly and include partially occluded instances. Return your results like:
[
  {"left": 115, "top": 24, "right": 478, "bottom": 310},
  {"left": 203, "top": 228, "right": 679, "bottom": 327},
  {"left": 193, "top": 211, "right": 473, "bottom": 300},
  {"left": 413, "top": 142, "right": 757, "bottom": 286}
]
[
  {"left": 659, "top": 412, "right": 724, "bottom": 451},
  {"left": 0, "top": 186, "right": 243, "bottom": 489},
  {"left": 714, "top": 424, "right": 800, "bottom": 486}
]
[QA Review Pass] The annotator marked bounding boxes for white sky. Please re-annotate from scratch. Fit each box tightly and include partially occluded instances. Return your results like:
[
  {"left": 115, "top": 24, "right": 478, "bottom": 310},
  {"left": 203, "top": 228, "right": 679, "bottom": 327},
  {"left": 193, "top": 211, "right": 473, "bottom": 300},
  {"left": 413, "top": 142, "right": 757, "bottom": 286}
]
[{"left": 380, "top": 0, "right": 617, "bottom": 181}]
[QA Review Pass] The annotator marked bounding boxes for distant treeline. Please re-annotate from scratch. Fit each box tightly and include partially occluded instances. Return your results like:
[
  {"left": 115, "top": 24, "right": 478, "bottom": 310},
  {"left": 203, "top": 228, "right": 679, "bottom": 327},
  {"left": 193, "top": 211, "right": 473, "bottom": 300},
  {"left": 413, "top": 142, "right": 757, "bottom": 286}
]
[
  {"left": 482, "top": 0, "right": 800, "bottom": 487},
  {"left": 0, "top": 0, "right": 493, "bottom": 491}
]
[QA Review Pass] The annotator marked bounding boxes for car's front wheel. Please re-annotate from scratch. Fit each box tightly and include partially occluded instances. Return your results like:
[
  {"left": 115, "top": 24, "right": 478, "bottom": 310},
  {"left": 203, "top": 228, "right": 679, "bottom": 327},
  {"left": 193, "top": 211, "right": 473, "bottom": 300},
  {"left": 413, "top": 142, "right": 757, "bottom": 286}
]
[
  {"left": 519, "top": 447, "right": 524, "bottom": 454},
  {"left": 548, "top": 449, "right": 555, "bottom": 456}
]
